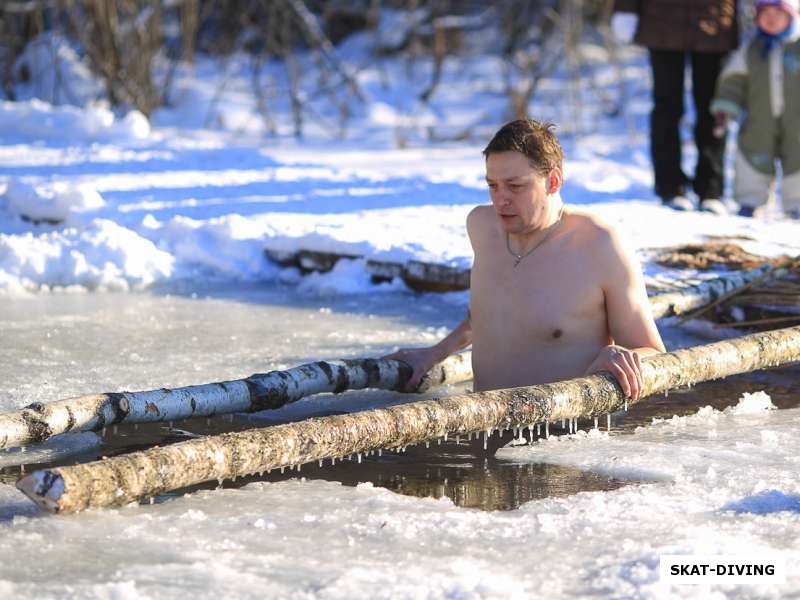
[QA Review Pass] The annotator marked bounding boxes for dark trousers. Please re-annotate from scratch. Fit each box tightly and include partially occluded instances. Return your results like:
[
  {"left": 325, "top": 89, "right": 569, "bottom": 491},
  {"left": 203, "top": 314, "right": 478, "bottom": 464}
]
[{"left": 649, "top": 49, "right": 727, "bottom": 200}]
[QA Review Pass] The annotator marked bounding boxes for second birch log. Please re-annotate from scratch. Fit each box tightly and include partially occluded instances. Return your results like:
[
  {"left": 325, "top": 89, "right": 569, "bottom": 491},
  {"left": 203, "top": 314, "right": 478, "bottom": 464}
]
[
  {"left": 0, "top": 353, "right": 472, "bottom": 450},
  {"left": 17, "top": 325, "right": 800, "bottom": 514},
  {"left": 648, "top": 263, "right": 794, "bottom": 319}
]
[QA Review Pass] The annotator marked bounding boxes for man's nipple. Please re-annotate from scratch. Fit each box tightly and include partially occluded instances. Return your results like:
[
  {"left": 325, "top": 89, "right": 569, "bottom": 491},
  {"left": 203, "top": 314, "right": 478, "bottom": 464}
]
[{"left": 552, "top": 328, "right": 562, "bottom": 339}]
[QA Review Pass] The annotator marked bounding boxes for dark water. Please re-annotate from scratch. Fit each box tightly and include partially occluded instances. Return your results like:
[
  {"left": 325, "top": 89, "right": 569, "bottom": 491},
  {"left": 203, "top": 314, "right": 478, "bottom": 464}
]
[{"left": 2, "top": 286, "right": 799, "bottom": 512}]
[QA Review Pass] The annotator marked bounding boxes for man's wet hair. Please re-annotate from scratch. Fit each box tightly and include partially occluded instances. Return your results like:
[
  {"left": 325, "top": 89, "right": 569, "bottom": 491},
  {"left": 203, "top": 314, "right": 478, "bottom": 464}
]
[{"left": 483, "top": 119, "right": 564, "bottom": 176}]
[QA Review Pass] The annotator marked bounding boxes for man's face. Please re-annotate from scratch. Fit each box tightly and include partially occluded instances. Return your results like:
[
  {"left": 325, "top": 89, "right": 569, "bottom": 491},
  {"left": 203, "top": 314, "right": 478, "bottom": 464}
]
[
  {"left": 757, "top": 6, "right": 791, "bottom": 35},
  {"left": 485, "top": 151, "right": 559, "bottom": 234}
]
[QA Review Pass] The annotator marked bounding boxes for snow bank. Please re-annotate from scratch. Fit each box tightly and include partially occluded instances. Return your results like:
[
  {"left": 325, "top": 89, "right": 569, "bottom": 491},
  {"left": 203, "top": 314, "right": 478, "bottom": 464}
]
[
  {"left": 296, "top": 258, "right": 407, "bottom": 296},
  {"left": 0, "top": 220, "right": 174, "bottom": 293},
  {"left": 0, "top": 99, "right": 150, "bottom": 143},
  {"left": 3, "top": 178, "right": 105, "bottom": 223},
  {"left": 261, "top": 205, "right": 475, "bottom": 268},
  {"left": 142, "top": 214, "right": 278, "bottom": 281}
]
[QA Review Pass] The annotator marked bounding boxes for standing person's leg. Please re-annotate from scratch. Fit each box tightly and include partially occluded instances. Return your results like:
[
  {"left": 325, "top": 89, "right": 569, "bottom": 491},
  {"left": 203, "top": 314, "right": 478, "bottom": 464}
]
[
  {"left": 691, "top": 52, "right": 727, "bottom": 209},
  {"left": 649, "top": 49, "right": 691, "bottom": 209},
  {"left": 734, "top": 149, "right": 774, "bottom": 215},
  {"left": 779, "top": 119, "right": 800, "bottom": 218},
  {"left": 781, "top": 168, "right": 800, "bottom": 218}
]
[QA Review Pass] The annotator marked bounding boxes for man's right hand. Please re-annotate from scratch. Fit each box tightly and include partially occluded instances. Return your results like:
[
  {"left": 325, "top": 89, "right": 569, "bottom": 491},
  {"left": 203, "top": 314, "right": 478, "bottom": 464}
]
[
  {"left": 585, "top": 344, "right": 644, "bottom": 401},
  {"left": 382, "top": 347, "right": 441, "bottom": 392}
]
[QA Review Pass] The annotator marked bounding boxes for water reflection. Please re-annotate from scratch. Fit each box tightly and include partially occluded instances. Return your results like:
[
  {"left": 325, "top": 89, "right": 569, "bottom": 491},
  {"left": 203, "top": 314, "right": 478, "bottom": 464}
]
[{"left": 306, "top": 450, "right": 634, "bottom": 511}]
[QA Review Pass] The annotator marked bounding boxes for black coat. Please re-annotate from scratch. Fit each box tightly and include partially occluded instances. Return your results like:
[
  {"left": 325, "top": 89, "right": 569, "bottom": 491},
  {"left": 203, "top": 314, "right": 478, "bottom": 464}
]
[{"left": 614, "top": 0, "right": 739, "bottom": 53}]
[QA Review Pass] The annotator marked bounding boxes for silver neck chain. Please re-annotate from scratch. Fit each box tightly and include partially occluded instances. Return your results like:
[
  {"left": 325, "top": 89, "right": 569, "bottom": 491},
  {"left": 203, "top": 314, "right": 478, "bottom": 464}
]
[{"left": 505, "top": 207, "right": 564, "bottom": 268}]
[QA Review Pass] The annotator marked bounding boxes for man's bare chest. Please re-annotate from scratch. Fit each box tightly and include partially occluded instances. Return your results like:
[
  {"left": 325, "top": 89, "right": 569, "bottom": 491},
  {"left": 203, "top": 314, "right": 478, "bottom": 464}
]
[{"left": 470, "top": 252, "right": 606, "bottom": 341}]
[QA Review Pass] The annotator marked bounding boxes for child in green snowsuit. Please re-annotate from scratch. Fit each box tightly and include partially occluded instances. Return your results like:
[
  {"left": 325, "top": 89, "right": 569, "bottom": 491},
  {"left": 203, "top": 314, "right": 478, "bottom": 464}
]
[{"left": 712, "top": 0, "right": 800, "bottom": 218}]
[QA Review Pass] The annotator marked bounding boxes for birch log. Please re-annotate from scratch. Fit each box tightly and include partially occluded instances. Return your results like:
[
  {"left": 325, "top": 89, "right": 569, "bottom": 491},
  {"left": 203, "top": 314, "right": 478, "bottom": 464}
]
[
  {"left": 17, "top": 326, "right": 800, "bottom": 514},
  {"left": 648, "top": 263, "right": 793, "bottom": 319},
  {"left": 0, "top": 353, "right": 472, "bottom": 451}
]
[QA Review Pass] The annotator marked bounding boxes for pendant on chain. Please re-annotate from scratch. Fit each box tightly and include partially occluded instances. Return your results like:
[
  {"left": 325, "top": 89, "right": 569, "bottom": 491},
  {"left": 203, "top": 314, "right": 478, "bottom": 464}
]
[{"left": 506, "top": 207, "right": 564, "bottom": 268}]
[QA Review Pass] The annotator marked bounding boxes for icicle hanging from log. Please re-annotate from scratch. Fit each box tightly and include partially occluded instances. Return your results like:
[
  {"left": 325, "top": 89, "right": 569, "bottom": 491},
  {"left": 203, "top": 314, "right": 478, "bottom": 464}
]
[
  {"left": 0, "top": 353, "right": 472, "bottom": 451},
  {"left": 17, "top": 325, "right": 800, "bottom": 514}
]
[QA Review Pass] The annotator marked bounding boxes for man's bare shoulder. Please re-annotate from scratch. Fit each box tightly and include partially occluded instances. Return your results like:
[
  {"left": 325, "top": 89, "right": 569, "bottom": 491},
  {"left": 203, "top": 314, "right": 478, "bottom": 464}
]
[
  {"left": 564, "top": 208, "right": 618, "bottom": 247},
  {"left": 466, "top": 204, "right": 495, "bottom": 241},
  {"left": 566, "top": 208, "right": 641, "bottom": 285}
]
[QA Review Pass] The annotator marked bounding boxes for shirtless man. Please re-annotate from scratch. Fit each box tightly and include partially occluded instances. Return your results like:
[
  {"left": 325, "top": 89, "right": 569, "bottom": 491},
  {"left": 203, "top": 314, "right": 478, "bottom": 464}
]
[{"left": 389, "top": 119, "right": 665, "bottom": 398}]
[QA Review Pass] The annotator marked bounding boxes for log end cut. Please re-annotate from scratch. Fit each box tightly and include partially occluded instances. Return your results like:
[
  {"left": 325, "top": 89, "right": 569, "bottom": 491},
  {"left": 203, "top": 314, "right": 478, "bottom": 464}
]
[{"left": 16, "top": 470, "right": 65, "bottom": 513}]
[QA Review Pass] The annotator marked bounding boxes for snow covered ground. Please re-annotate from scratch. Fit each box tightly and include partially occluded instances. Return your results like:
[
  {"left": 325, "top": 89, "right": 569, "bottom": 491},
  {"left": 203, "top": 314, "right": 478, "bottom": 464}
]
[
  {"left": 2, "top": 34, "right": 800, "bottom": 296},
  {"left": 1, "top": 22, "right": 800, "bottom": 599}
]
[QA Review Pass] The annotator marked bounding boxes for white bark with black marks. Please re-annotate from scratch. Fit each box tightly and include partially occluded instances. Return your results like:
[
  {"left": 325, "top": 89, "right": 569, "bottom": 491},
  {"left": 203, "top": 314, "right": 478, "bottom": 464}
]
[
  {"left": 17, "top": 326, "right": 800, "bottom": 514},
  {"left": 0, "top": 354, "right": 472, "bottom": 450},
  {"left": 649, "top": 264, "right": 791, "bottom": 319}
]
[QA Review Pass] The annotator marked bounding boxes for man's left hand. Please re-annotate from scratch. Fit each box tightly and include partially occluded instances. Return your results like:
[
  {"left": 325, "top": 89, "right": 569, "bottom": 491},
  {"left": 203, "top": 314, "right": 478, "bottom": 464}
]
[{"left": 585, "top": 345, "right": 643, "bottom": 400}]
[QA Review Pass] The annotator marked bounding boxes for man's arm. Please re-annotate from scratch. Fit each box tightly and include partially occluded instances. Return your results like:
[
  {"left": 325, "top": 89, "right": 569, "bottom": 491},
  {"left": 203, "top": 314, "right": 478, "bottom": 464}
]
[
  {"left": 384, "top": 205, "right": 482, "bottom": 391},
  {"left": 585, "top": 225, "right": 665, "bottom": 400},
  {"left": 383, "top": 312, "right": 472, "bottom": 391}
]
